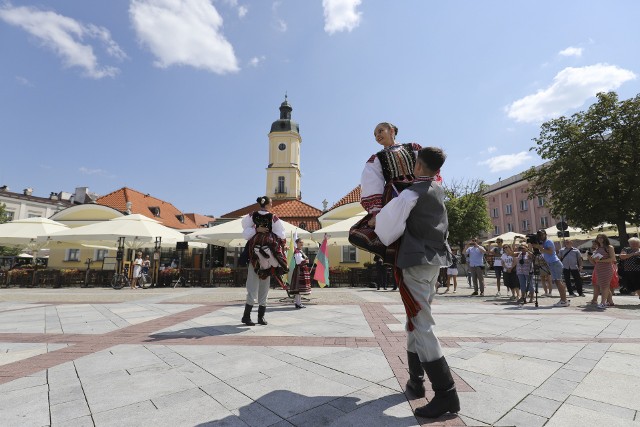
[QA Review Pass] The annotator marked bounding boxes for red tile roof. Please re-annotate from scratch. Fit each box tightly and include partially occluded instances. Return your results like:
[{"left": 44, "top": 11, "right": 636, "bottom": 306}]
[
  {"left": 220, "top": 199, "right": 323, "bottom": 231},
  {"left": 97, "top": 187, "right": 199, "bottom": 229},
  {"left": 185, "top": 213, "right": 215, "bottom": 227},
  {"left": 328, "top": 186, "right": 361, "bottom": 211}
]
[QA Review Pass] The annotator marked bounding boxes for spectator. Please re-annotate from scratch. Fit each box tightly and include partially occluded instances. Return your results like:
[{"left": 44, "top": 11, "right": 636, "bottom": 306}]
[
  {"left": 132, "top": 252, "right": 143, "bottom": 290},
  {"left": 464, "top": 238, "right": 486, "bottom": 296},
  {"left": 374, "top": 255, "right": 387, "bottom": 290},
  {"left": 559, "top": 240, "right": 584, "bottom": 297},
  {"left": 589, "top": 234, "right": 616, "bottom": 309},
  {"left": 445, "top": 248, "right": 459, "bottom": 293},
  {"left": 531, "top": 229, "right": 570, "bottom": 307},
  {"left": 515, "top": 244, "right": 533, "bottom": 304},
  {"left": 489, "top": 238, "right": 504, "bottom": 296},
  {"left": 501, "top": 244, "right": 519, "bottom": 300},
  {"left": 620, "top": 237, "right": 640, "bottom": 299}
]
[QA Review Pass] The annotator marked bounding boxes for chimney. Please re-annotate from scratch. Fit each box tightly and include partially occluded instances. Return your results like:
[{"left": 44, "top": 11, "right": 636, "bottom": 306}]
[
  {"left": 0, "top": 185, "right": 8, "bottom": 192},
  {"left": 125, "top": 201, "right": 132, "bottom": 214},
  {"left": 49, "top": 192, "right": 59, "bottom": 200},
  {"left": 74, "top": 187, "right": 89, "bottom": 204},
  {"left": 23, "top": 187, "right": 33, "bottom": 196}
]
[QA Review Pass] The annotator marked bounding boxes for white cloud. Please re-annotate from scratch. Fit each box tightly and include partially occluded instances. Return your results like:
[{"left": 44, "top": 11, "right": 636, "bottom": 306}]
[
  {"left": 487, "top": 146, "right": 497, "bottom": 153},
  {"left": 237, "top": 5, "right": 248, "bottom": 18},
  {"left": 322, "top": 0, "right": 362, "bottom": 34},
  {"left": 15, "top": 76, "right": 33, "bottom": 87},
  {"left": 479, "top": 152, "right": 533, "bottom": 173},
  {"left": 0, "top": 5, "right": 125, "bottom": 79},
  {"left": 558, "top": 46, "right": 583, "bottom": 57},
  {"left": 79, "top": 167, "right": 106, "bottom": 175},
  {"left": 271, "top": 1, "right": 287, "bottom": 32},
  {"left": 130, "top": 0, "right": 239, "bottom": 74},
  {"left": 248, "top": 56, "right": 265, "bottom": 67},
  {"left": 506, "top": 63, "right": 637, "bottom": 123}
]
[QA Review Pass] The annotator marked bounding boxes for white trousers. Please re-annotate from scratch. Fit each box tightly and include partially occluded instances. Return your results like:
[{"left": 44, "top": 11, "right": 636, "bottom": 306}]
[
  {"left": 245, "top": 267, "right": 270, "bottom": 306},
  {"left": 404, "top": 264, "right": 444, "bottom": 363}
]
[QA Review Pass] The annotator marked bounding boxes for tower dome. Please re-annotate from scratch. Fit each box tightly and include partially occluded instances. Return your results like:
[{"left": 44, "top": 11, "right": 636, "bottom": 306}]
[{"left": 270, "top": 95, "right": 299, "bottom": 133}]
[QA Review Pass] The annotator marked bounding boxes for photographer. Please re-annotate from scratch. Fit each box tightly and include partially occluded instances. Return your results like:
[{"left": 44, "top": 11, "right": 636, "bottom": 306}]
[
  {"left": 464, "top": 238, "right": 486, "bottom": 296},
  {"left": 530, "top": 229, "right": 570, "bottom": 307},
  {"left": 559, "top": 240, "right": 584, "bottom": 297}
]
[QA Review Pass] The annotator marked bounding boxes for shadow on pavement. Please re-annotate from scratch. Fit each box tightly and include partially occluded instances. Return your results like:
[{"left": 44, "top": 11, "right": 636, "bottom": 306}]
[{"left": 193, "top": 389, "right": 418, "bottom": 427}]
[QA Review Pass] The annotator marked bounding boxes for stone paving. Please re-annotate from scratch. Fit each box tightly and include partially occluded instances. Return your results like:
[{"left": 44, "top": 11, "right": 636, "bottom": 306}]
[{"left": 0, "top": 279, "right": 639, "bottom": 426}]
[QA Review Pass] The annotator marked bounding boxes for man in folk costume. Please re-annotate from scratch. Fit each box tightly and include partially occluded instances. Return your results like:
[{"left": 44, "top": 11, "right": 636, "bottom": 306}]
[
  {"left": 289, "top": 238, "right": 311, "bottom": 309},
  {"left": 375, "top": 147, "right": 459, "bottom": 419},
  {"left": 241, "top": 196, "right": 287, "bottom": 326}
]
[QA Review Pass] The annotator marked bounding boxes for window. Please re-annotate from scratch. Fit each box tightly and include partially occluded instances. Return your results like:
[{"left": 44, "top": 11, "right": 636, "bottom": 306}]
[
  {"left": 505, "top": 204, "right": 512, "bottom": 215},
  {"left": 341, "top": 245, "right": 357, "bottom": 262},
  {"left": 28, "top": 212, "right": 40, "bottom": 218},
  {"left": 149, "top": 206, "right": 161, "bottom": 217},
  {"left": 520, "top": 200, "right": 528, "bottom": 211},
  {"left": 94, "top": 249, "right": 109, "bottom": 261},
  {"left": 537, "top": 196, "right": 545, "bottom": 207},
  {"left": 277, "top": 176, "right": 286, "bottom": 194},
  {"left": 491, "top": 208, "right": 499, "bottom": 218},
  {"left": 494, "top": 226, "right": 500, "bottom": 235},
  {"left": 521, "top": 220, "right": 530, "bottom": 231},
  {"left": 541, "top": 217, "right": 549, "bottom": 228},
  {"left": 507, "top": 223, "right": 513, "bottom": 232},
  {"left": 3, "top": 211, "right": 14, "bottom": 221},
  {"left": 65, "top": 249, "right": 80, "bottom": 262}
]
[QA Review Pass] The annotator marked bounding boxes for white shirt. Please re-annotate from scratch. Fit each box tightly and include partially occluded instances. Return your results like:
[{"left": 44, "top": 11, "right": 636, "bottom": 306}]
[
  {"left": 374, "top": 188, "right": 419, "bottom": 246},
  {"left": 501, "top": 253, "right": 514, "bottom": 269},
  {"left": 241, "top": 210, "right": 286, "bottom": 240}
]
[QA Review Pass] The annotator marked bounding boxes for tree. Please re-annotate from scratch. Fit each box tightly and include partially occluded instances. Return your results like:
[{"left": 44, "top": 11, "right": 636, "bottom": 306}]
[
  {"left": 523, "top": 91, "right": 640, "bottom": 247},
  {"left": 444, "top": 179, "right": 493, "bottom": 250},
  {"left": 0, "top": 203, "right": 19, "bottom": 256}
]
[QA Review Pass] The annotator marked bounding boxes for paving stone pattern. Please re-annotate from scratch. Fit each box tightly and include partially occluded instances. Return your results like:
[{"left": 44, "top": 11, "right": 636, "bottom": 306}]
[{"left": 0, "top": 283, "right": 639, "bottom": 426}]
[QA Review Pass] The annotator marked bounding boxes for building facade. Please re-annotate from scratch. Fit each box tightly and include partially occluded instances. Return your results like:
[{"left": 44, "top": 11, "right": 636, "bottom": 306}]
[
  {"left": 483, "top": 171, "right": 557, "bottom": 237},
  {"left": 266, "top": 96, "right": 302, "bottom": 200},
  {"left": 0, "top": 186, "right": 76, "bottom": 221}
]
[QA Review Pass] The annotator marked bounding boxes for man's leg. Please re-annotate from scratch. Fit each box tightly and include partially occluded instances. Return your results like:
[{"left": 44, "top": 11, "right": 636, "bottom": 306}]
[
  {"left": 477, "top": 267, "right": 485, "bottom": 295},
  {"left": 403, "top": 265, "right": 459, "bottom": 418},
  {"left": 242, "top": 268, "right": 259, "bottom": 325},
  {"left": 470, "top": 267, "right": 479, "bottom": 294},
  {"left": 563, "top": 268, "right": 575, "bottom": 295},
  {"left": 571, "top": 269, "right": 584, "bottom": 296},
  {"left": 256, "top": 275, "right": 270, "bottom": 325}
]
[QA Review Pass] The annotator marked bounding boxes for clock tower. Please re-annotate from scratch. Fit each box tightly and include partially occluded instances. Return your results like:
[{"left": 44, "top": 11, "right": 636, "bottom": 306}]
[{"left": 266, "top": 95, "right": 302, "bottom": 200}]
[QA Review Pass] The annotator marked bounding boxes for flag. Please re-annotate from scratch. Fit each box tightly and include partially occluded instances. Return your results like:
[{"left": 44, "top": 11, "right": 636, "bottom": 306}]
[
  {"left": 313, "top": 234, "right": 330, "bottom": 288},
  {"left": 286, "top": 230, "right": 298, "bottom": 285}
]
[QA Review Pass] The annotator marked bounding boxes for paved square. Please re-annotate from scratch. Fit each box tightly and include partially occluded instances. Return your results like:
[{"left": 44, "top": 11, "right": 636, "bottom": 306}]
[{"left": 0, "top": 281, "right": 639, "bottom": 426}]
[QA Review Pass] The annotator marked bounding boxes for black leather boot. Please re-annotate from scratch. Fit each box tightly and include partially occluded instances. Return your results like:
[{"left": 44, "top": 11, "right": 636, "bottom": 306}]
[
  {"left": 241, "top": 304, "right": 255, "bottom": 326},
  {"left": 414, "top": 356, "right": 460, "bottom": 418},
  {"left": 257, "top": 305, "right": 267, "bottom": 325},
  {"left": 406, "top": 351, "right": 425, "bottom": 398}
]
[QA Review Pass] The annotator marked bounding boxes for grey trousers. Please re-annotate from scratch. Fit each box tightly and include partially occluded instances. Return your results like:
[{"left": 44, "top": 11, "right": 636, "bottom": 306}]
[
  {"left": 245, "top": 268, "right": 270, "bottom": 306},
  {"left": 469, "top": 266, "right": 485, "bottom": 293},
  {"left": 403, "top": 264, "right": 444, "bottom": 363}
]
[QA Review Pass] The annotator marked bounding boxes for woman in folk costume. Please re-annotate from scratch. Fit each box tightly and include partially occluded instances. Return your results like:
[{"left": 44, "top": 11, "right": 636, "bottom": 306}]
[
  {"left": 359, "top": 122, "right": 441, "bottom": 407},
  {"left": 241, "top": 196, "right": 287, "bottom": 326},
  {"left": 289, "top": 238, "right": 311, "bottom": 309}
]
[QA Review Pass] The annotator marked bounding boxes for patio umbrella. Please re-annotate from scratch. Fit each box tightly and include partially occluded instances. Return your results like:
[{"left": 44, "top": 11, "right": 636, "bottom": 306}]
[
  {"left": 543, "top": 225, "right": 591, "bottom": 242},
  {"left": 482, "top": 231, "right": 526, "bottom": 246},
  {"left": 42, "top": 214, "right": 187, "bottom": 249},
  {"left": 310, "top": 213, "right": 367, "bottom": 246},
  {"left": 0, "top": 217, "right": 69, "bottom": 250},
  {"left": 186, "top": 217, "right": 312, "bottom": 247}
]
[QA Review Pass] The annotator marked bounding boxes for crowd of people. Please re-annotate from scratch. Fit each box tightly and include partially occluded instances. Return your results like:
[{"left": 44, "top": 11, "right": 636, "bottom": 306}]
[{"left": 432, "top": 232, "right": 640, "bottom": 309}]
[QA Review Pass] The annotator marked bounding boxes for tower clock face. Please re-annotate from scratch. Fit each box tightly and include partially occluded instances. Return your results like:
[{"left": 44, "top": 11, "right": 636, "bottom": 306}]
[{"left": 278, "top": 143, "right": 286, "bottom": 151}]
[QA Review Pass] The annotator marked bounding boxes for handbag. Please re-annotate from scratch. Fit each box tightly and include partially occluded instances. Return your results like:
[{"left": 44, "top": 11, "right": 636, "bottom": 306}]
[
  {"left": 348, "top": 213, "right": 387, "bottom": 259},
  {"left": 610, "top": 264, "right": 620, "bottom": 289}
]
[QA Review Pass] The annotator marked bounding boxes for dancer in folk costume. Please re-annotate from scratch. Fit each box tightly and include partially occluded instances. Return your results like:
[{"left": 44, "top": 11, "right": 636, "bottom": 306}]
[
  {"left": 241, "top": 196, "right": 288, "bottom": 326},
  {"left": 289, "top": 238, "right": 311, "bottom": 309},
  {"left": 376, "top": 147, "right": 459, "bottom": 419},
  {"left": 360, "top": 123, "right": 441, "bottom": 407}
]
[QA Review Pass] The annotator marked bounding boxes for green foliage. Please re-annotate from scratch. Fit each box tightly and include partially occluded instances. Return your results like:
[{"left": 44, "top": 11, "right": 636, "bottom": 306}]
[
  {"left": 523, "top": 91, "right": 640, "bottom": 247},
  {"left": 0, "top": 203, "right": 20, "bottom": 256},
  {"left": 445, "top": 179, "right": 493, "bottom": 249}
]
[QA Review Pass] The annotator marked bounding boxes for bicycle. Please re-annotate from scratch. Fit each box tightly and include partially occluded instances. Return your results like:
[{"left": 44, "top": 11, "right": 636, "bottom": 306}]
[
  {"left": 111, "top": 266, "right": 130, "bottom": 290},
  {"left": 172, "top": 271, "right": 188, "bottom": 288},
  {"left": 139, "top": 271, "right": 153, "bottom": 289}
]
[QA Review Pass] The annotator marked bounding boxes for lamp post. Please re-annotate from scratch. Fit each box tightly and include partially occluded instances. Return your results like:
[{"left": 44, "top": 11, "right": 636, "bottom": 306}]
[{"left": 153, "top": 237, "right": 161, "bottom": 286}]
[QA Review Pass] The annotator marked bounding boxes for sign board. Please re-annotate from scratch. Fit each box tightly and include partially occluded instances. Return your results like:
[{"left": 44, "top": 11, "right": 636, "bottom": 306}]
[{"left": 556, "top": 221, "right": 569, "bottom": 231}]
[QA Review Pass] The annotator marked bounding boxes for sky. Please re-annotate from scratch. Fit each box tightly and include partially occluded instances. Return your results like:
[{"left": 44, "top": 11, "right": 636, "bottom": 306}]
[{"left": 1, "top": 0, "right": 640, "bottom": 217}]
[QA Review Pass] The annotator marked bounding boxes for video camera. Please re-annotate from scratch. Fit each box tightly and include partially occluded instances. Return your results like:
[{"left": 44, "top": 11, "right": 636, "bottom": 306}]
[{"left": 525, "top": 233, "right": 542, "bottom": 245}]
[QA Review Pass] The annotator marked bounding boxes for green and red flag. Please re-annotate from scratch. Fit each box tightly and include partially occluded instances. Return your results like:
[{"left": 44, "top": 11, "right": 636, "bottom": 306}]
[{"left": 313, "top": 234, "right": 330, "bottom": 288}]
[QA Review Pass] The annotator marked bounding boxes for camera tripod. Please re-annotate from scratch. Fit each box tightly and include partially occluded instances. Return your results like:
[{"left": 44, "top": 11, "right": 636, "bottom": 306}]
[{"left": 519, "top": 252, "right": 549, "bottom": 308}]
